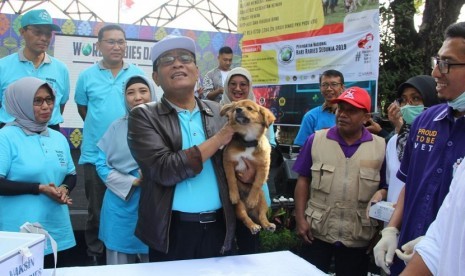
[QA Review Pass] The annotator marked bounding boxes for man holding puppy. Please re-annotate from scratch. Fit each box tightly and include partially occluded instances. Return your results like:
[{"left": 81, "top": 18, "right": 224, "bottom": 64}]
[
  {"left": 127, "top": 35, "right": 249, "bottom": 261},
  {"left": 293, "top": 87, "right": 387, "bottom": 275}
]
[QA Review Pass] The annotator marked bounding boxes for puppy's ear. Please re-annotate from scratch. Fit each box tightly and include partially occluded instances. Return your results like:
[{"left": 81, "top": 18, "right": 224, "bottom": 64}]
[
  {"left": 220, "top": 103, "right": 235, "bottom": 117},
  {"left": 260, "top": 106, "right": 276, "bottom": 127}
]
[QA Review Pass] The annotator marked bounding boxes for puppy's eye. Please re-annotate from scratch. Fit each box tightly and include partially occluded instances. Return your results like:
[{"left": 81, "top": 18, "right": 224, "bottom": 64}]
[{"left": 246, "top": 106, "right": 253, "bottom": 111}]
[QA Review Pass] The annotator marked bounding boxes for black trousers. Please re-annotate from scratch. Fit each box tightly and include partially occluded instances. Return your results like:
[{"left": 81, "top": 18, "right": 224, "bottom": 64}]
[
  {"left": 300, "top": 238, "right": 369, "bottom": 276},
  {"left": 44, "top": 248, "right": 74, "bottom": 268},
  {"left": 149, "top": 211, "right": 227, "bottom": 262},
  {"left": 83, "top": 164, "right": 106, "bottom": 256},
  {"left": 235, "top": 219, "right": 260, "bottom": 254}
]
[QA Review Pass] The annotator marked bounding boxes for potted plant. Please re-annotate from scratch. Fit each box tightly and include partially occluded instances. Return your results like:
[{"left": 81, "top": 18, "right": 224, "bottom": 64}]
[{"left": 259, "top": 197, "right": 301, "bottom": 254}]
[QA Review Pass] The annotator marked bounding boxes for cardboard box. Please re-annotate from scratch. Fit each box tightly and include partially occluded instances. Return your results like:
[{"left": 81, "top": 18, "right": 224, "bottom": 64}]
[
  {"left": 369, "top": 201, "right": 395, "bottom": 222},
  {"left": 0, "top": 231, "right": 45, "bottom": 276}
]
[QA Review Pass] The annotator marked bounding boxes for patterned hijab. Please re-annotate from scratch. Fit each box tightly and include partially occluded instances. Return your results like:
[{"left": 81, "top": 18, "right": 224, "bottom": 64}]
[
  {"left": 5, "top": 77, "right": 55, "bottom": 134},
  {"left": 97, "top": 75, "right": 157, "bottom": 174}
]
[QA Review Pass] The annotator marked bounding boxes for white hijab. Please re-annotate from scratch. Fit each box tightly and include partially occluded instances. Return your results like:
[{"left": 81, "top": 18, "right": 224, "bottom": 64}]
[
  {"left": 219, "top": 67, "right": 275, "bottom": 140},
  {"left": 220, "top": 67, "right": 256, "bottom": 105}
]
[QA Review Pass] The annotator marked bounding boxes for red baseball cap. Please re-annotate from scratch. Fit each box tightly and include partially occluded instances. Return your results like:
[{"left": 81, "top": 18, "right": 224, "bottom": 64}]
[{"left": 331, "top": 86, "right": 371, "bottom": 112}]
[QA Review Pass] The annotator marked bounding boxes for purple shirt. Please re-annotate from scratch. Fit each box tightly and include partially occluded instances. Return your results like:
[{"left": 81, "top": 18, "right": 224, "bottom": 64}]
[
  {"left": 392, "top": 104, "right": 465, "bottom": 274},
  {"left": 293, "top": 126, "right": 387, "bottom": 188}
]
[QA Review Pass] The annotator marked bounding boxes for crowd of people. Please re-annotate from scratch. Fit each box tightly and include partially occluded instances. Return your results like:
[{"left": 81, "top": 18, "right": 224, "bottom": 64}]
[
  {"left": 1, "top": 8, "right": 465, "bottom": 275},
  {"left": 291, "top": 22, "right": 465, "bottom": 276}
]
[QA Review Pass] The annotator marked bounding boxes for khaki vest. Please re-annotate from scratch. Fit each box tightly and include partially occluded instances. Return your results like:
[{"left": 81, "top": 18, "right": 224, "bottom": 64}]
[{"left": 305, "top": 129, "right": 385, "bottom": 247}]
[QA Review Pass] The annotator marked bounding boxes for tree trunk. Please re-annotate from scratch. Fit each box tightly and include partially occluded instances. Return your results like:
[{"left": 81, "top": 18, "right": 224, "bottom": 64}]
[
  {"left": 419, "top": 0, "right": 465, "bottom": 72},
  {"left": 391, "top": 0, "right": 419, "bottom": 46},
  {"left": 381, "top": 0, "right": 465, "bottom": 89},
  {"left": 378, "top": 0, "right": 465, "bottom": 103},
  {"left": 419, "top": 0, "right": 465, "bottom": 73}
]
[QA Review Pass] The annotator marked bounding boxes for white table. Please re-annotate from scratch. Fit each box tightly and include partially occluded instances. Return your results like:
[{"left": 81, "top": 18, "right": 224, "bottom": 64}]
[{"left": 44, "top": 251, "right": 325, "bottom": 275}]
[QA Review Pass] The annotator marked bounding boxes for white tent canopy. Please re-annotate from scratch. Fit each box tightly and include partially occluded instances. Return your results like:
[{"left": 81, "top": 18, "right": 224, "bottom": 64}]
[{"left": 0, "top": 0, "right": 238, "bottom": 32}]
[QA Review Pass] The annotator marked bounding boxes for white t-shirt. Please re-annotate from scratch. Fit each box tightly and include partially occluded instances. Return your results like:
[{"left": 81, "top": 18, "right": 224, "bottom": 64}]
[
  {"left": 386, "top": 134, "right": 404, "bottom": 203},
  {"left": 220, "top": 70, "right": 229, "bottom": 87},
  {"left": 415, "top": 160, "right": 465, "bottom": 275}
]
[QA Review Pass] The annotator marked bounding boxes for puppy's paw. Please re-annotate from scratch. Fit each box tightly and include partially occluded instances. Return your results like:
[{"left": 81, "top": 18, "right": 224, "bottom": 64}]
[
  {"left": 264, "top": 223, "right": 276, "bottom": 233},
  {"left": 229, "top": 193, "right": 240, "bottom": 204},
  {"left": 248, "top": 224, "right": 262, "bottom": 235},
  {"left": 246, "top": 196, "right": 259, "bottom": 209}
]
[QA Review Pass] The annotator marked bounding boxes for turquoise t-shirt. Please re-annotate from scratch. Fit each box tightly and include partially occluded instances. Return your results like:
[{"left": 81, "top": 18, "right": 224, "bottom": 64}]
[
  {"left": 294, "top": 105, "right": 336, "bottom": 146},
  {"left": 0, "top": 50, "right": 70, "bottom": 125},
  {"left": 95, "top": 117, "right": 148, "bottom": 254},
  {"left": 74, "top": 61, "right": 144, "bottom": 164},
  {"left": 0, "top": 126, "right": 76, "bottom": 255}
]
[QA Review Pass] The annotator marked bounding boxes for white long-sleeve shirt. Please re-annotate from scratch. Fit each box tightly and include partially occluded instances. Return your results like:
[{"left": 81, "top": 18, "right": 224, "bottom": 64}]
[{"left": 415, "top": 159, "right": 465, "bottom": 275}]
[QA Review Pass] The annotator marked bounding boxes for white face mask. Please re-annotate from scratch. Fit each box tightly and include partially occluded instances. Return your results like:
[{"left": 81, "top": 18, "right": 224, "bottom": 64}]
[{"left": 448, "top": 92, "right": 465, "bottom": 112}]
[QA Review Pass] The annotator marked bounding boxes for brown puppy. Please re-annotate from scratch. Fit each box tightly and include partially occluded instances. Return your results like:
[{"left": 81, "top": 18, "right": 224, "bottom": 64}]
[{"left": 220, "top": 99, "right": 276, "bottom": 234}]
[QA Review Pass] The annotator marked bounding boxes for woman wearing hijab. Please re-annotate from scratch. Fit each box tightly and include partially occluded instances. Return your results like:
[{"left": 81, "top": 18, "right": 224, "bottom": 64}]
[
  {"left": 221, "top": 67, "right": 276, "bottom": 254},
  {"left": 221, "top": 67, "right": 277, "bottom": 147},
  {"left": 385, "top": 75, "right": 440, "bottom": 204},
  {"left": 95, "top": 75, "right": 157, "bottom": 265},
  {"left": 368, "top": 75, "right": 441, "bottom": 214},
  {"left": 0, "top": 77, "right": 76, "bottom": 267}
]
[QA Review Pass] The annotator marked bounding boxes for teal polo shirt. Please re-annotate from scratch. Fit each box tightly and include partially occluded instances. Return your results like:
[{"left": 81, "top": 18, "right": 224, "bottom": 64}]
[
  {"left": 74, "top": 60, "right": 144, "bottom": 164},
  {"left": 0, "top": 126, "right": 76, "bottom": 254},
  {"left": 0, "top": 48, "right": 70, "bottom": 125},
  {"left": 168, "top": 101, "right": 222, "bottom": 212}
]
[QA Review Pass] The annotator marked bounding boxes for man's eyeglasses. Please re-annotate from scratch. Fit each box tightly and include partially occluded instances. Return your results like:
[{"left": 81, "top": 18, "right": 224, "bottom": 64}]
[
  {"left": 431, "top": 56, "right": 465, "bottom": 74},
  {"left": 157, "top": 54, "right": 195, "bottom": 67},
  {"left": 101, "top": 39, "right": 127, "bottom": 47},
  {"left": 33, "top": 97, "right": 54, "bottom": 106},
  {"left": 320, "top": 82, "right": 342, "bottom": 89},
  {"left": 25, "top": 27, "right": 53, "bottom": 38}
]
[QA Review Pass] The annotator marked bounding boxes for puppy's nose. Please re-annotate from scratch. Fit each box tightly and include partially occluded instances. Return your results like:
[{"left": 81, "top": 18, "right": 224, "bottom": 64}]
[{"left": 235, "top": 107, "right": 243, "bottom": 113}]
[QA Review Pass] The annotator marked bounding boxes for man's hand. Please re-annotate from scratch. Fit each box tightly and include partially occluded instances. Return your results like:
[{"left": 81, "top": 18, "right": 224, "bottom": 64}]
[
  {"left": 374, "top": 226, "right": 399, "bottom": 274},
  {"left": 132, "top": 178, "right": 141, "bottom": 186},
  {"left": 365, "top": 118, "right": 382, "bottom": 134},
  {"left": 295, "top": 216, "right": 314, "bottom": 244},
  {"left": 366, "top": 189, "right": 386, "bottom": 219},
  {"left": 206, "top": 87, "right": 224, "bottom": 100},
  {"left": 213, "top": 125, "right": 234, "bottom": 148},
  {"left": 396, "top": 236, "right": 424, "bottom": 264},
  {"left": 133, "top": 169, "right": 143, "bottom": 186}
]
